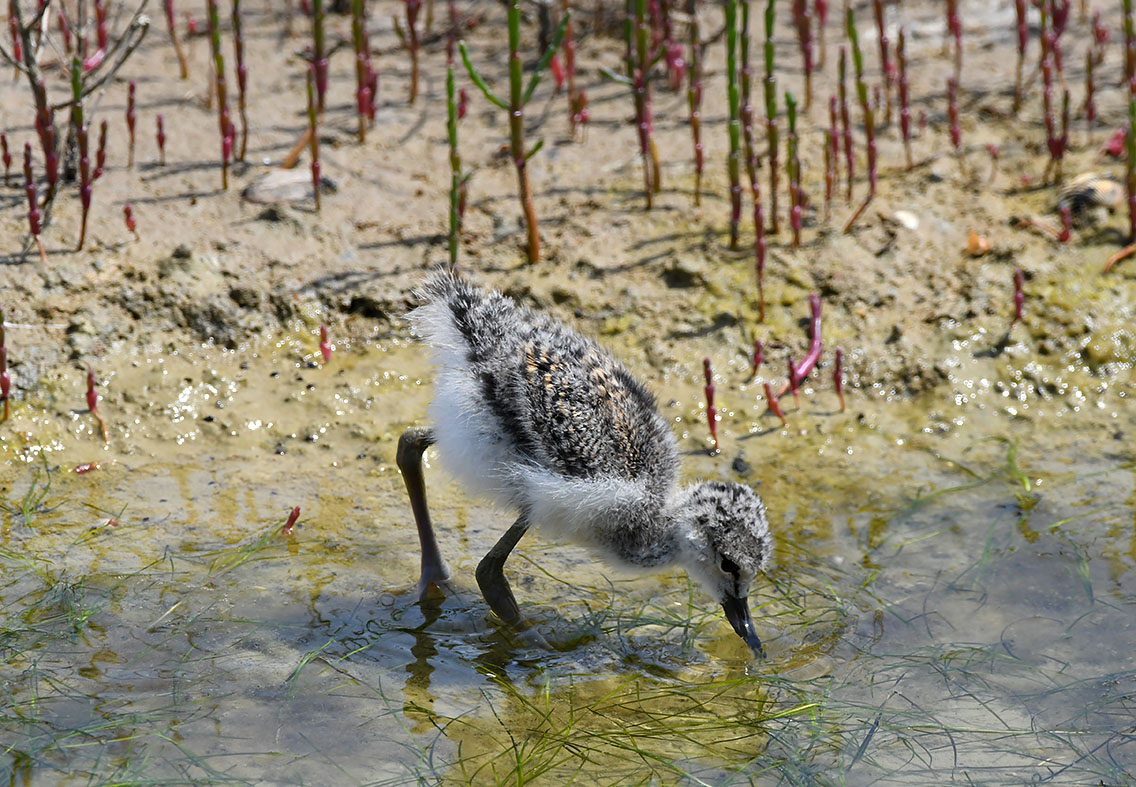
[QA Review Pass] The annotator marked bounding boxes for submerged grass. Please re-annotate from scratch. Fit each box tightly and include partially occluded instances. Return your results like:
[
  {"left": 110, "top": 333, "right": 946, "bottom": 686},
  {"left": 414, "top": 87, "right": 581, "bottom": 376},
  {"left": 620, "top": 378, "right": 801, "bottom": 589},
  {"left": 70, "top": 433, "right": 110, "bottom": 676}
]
[
  {"left": 203, "top": 519, "right": 293, "bottom": 579},
  {"left": 0, "top": 452, "right": 54, "bottom": 527},
  {"left": 0, "top": 360, "right": 1134, "bottom": 784},
  {"left": 443, "top": 670, "right": 820, "bottom": 785},
  {"left": 405, "top": 436, "right": 1136, "bottom": 784}
]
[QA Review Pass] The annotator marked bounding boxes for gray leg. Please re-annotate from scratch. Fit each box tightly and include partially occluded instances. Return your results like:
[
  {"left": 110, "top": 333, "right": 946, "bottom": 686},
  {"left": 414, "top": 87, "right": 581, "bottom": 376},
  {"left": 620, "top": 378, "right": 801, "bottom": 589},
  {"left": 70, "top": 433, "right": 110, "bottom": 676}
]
[
  {"left": 397, "top": 427, "right": 451, "bottom": 597},
  {"left": 476, "top": 515, "right": 531, "bottom": 625}
]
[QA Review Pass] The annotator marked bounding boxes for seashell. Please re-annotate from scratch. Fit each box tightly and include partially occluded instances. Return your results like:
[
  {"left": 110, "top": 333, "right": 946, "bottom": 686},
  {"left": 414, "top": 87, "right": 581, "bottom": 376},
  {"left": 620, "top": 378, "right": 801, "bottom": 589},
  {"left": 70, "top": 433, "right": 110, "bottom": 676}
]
[
  {"left": 1056, "top": 172, "right": 1123, "bottom": 215},
  {"left": 241, "top": 168, "right": 337, "bottom": 205},
  {"left": 893, "top": 210, "right": 919, "bottom": 230},
  {"left": 966, "top": 230, "right": 990, "bottom": 257}
]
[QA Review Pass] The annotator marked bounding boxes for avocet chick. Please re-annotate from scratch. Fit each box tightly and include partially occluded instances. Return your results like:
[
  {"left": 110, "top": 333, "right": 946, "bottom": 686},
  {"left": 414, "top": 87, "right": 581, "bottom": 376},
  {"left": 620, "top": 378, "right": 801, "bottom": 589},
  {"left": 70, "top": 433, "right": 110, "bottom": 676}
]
[{"left": 397, "top": 272, "right": 773, "bottom": 655}]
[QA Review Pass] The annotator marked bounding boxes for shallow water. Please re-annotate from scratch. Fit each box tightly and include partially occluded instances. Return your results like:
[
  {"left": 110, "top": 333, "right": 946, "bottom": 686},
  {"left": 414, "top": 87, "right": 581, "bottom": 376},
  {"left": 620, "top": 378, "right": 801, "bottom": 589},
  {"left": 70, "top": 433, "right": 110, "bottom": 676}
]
[{"left": 0, "top": 331, "right": 1133, "bottom": 785}]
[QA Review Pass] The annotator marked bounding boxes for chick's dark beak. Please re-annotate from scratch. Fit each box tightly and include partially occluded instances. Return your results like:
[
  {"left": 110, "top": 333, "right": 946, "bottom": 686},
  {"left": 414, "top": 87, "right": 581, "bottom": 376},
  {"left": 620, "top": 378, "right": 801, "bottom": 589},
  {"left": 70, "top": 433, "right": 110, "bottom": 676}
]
[{"left": 721, "top": 595, "right": 765, "bottom": 658}]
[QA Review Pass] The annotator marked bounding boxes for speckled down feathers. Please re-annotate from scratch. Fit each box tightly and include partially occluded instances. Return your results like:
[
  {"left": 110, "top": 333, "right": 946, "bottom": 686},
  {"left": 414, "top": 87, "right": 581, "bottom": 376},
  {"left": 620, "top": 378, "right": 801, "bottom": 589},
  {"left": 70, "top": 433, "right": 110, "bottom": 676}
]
[
  {"left": 680, "top": 482, "right": 771, "bottom": 576},
  {"left": 408, "top": 271, "right": 772, "bottom": 591},
  {"left": 411, "top": 272, "right": 679, "bottom": 501}
]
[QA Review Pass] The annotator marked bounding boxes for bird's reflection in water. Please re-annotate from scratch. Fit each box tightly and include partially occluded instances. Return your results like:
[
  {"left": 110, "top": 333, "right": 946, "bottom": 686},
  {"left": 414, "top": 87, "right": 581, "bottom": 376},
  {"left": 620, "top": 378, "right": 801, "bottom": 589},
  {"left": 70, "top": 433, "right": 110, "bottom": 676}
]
[
  {"left": 399, "top": 592, "right": 578, "bottom": 720},
  {"left": 398, "top": 587, "right": 617, "bottom": 737},
  {"left": 400, "top": 590, "right": 446, "bottom": 732}
]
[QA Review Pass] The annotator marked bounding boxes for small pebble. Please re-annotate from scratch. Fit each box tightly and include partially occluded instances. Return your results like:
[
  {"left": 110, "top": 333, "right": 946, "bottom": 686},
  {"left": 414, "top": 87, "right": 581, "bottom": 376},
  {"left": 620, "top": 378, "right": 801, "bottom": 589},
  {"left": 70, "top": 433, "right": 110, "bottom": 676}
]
[{"left": 894, "top": 210, "right": 919, "bottom": 230}]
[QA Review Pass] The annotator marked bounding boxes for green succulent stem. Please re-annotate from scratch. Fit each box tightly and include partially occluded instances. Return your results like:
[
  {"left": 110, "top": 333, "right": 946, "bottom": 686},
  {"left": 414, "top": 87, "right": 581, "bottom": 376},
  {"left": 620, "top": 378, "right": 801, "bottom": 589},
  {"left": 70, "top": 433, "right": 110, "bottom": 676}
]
[
  {"left": 725, "top": 0, "right": 741, "bottom": 246},
  {"left": 460, "top": 5, "right": 568, "bottom": 263},
  {"left": 206, "top": 0, "right": 230, "bottom": 190},
  {"left": 843, "top": 7, "right": 876, "bottom": 233},
  {"left": 446, "top": 62, "right": 461, "bottom": 270},
  {"left": 762, "top": 0, "right": 779, "bottom": 234},
  {"left": 633, "top": 0, "right": 659, "bottom": 206}
]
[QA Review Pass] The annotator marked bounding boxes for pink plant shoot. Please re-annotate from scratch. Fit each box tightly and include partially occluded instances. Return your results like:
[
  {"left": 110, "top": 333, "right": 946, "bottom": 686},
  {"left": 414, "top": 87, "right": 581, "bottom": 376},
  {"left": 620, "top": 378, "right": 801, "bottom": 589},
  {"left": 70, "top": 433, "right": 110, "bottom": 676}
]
[
  {"left": 282, "top": 506, "right": 301, "bottom": 535},
  {"left": 1092, "top": 9, "right": 1109, "bottom": 64},
  {"left": 1049, "top": 0, "right": 1070, "bottom": 77},
  {"left": 786, "top": 355, "right": 800, "bottom": 408},
  {"left": 632, "top": 0, "right": 661, "bottom": 207},
  {"left": 736, "top": 0, "right": 753, "bottom": 247},
  {"left": 1014, "top": 0, "right": 1027, "bottom": 112},
  {"left": 56, "top": 6, "right": 72, "bottom": 51},
  {"left": 815, "top": 0, "right": 828, "bottom": 67},
  {"left": 1011, "top": 267, "right": 1025, "bottom": 325},
  {"left": 33, "top": 81, "right": 59, "bottom": 197},
  {"left": 1, "top": 309, "right": 9, "bottom": 422},
  {"left": 948, "top": 77, "right": 961, "bottom": 169},
  {"left": 898, "top": 26, "right": 912, "bottom": 168},
  {"left": 232, "top": 0, "right": 249, "bottom": 160},
  {"left": 399, "top": 0, "right": 422, "bottom": 104},
  {"left": 123, "top": 204, "right": 139, "bottom": 239},
  {"left": 127, "top": 81, "right": 136, "bottom": 168},
  {"left": 834, "top": 347, "right": 845, "bottom": 412},
  {"left": 1085, "top": 50, "right": 1096, "bottom": 141},
  {"left": 1058, "top": 205, "right": 1072, "bottom": 243},
  {"left": 1058, "top": 88, "right": 1070, "bottom": 175},
  {"left": 1101, "top": 128, "right": 1126, "bottom": 159},
  {"left": 872, "top": 0, "right": 891, "bottom": 125},
  {"left": 778, "top": 293, "right": 823, "bottom": 398},
  {"left": 353, "top": 0, "right": 375, "bottom": 142},
  {"left": 764, "top": 382, "right": 786, "bottom": 427},
  {"left": 319, "top": 324, "right": 332, "bottom": 363},
  {"left": 77, "top": 124, "right": 92, "bottom": 251},
  {"left": 0, "top": 133, "right": 9, "bottom": 185},
  {"left": 307, "top": 64, "right": 321, "bottom": 212},
  {"left": 86, "top": 369, "right": 98, "bottom": 413},
  {"left": 0, "top": 344, "right": 9, "bottom": 422},
  {"left": 751, "top": 339, "right": 764, "bottom": 377},
  {"left": 699, "top": 354, "right": 717, "bottom": 451},
  {"left": 827, "top": 95, "right": 839, "bottom": 199},
  {"left": 838, "top": 47, "right": 854, "bottom": 200},
  {"left": 738, "top": 0, "right": 766, "bottom": 319},
  {"left": 946, "top": 0, "right": 961, "bottom": 78},
  {"left": 310, "top": 0, "right": 329, "bottom": 110},
  {"left": 572, "top": 89, "right": 588, "bottom": 131},
  {"left": 95, "top": 0, "right": 109, "bottom": 53},
  {"left": 22, "top": 143, "right": 46, "bottom": 264},
  {"left": 686, "top": 0, "right": 703, "bottom": 203},
  {"left": 206, "top": 0, "right": 233, "bottom": 188},
  {"left": 791, "top": 0, "right": 813, "bottom": 108},
  {"left": 563, "top": 0, "right": 581, "bottom": 131},
  {"left": 703, "top": 357, "right": 719, "bottom": 453},
  {"left": 823, "top": 128, "right": 834, "bottom": 219},
  {"left": 986, "top": 143, "right": 1000, "bottom": 184},
  {"left": 666, "top": 40, "right": 685, "bottom": 90},
  {"left": 157, "top": 114, "right": 167, "bottom": 165},
  {"left": 165, "top": 0, "right": 190, "bottom": 79},
  {"left": 1125, "top": 0, "right": 1136, "bottom": 245},
  {"left": 94, "top": 120, "right": 108, "bottom": 181},
  {"left": 1041, "top": 53, "right": 1069, "bottom": 181},
  {"left": 7, "top": 4, "right": 20, "bottom": 66},
  {"left": 57, "top": 7, "right": 71, "bottom": 53},
  {"left": 87, "top": 368, "right": 109, "bottom": 443},
  {"left": 549, "top": 53, "right": 565, "bottom": 92}
]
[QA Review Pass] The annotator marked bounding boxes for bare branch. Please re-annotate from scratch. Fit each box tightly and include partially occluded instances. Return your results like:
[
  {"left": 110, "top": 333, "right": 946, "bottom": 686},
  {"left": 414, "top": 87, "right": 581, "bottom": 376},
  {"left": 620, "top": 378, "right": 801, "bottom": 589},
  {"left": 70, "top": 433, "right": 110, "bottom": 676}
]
[
  {"left": 0, "top": 41, "right": 30, "bottom": 74},
  {"left": 50, "top": 5, "right": 152, "bottom": 112}
]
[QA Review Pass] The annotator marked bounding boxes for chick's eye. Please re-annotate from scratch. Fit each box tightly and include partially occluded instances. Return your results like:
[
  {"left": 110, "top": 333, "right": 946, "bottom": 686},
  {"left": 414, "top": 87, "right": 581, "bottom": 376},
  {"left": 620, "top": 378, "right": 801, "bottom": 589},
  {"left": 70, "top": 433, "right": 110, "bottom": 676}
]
[{"left": 719, "top": 556, "right": 739, "bottom": 575}]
